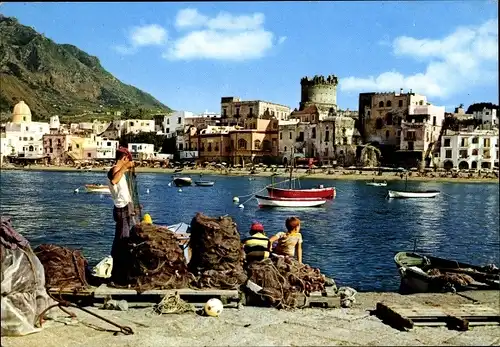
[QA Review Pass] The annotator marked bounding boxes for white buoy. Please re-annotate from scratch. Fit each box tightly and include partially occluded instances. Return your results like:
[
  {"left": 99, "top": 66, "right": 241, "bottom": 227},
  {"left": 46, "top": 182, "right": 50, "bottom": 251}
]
[
  {"left": 238, "top": 204, "right": 244, "bottom": 209},
  {"left": 233, "top": 197, "right": 240, "bottom": 203},
  {"left": 146, "top": 189, "right": 150, "bottom": 194},
  {"left": 178, "top": 188, "right": 182, "bottom": 192},
  {"left": 168, "top": 182, "right": 172, "bottom": 187},
  {"left": 74, "top": 188, "right": 79, "bottom": 193},
  {"left": 204, "top": 298, "right": 223, "bottom": 317}
]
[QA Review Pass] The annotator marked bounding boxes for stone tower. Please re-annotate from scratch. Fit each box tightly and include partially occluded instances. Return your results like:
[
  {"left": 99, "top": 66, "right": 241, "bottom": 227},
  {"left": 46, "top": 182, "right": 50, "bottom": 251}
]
[{"left": 299, "top": 75, "right": 338, "bottom": 116}]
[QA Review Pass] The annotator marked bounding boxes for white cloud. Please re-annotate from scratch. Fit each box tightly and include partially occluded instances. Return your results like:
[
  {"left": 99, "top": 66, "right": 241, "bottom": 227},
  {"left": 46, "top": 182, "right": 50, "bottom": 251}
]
[
  {"left": 341, "top": 19, "right": 498, "bottom": 99},
  {"left": 166, "top": 8, "right": 275, "bottom": 61},
  {"left": 114, "top": 24, "right": 168, "bottom": 55}
]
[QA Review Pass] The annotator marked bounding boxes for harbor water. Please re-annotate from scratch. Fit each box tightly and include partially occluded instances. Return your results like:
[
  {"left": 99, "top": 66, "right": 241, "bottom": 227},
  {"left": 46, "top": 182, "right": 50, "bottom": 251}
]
[{"left": 1, "top": 170, "right": 498, "bottom": 291}]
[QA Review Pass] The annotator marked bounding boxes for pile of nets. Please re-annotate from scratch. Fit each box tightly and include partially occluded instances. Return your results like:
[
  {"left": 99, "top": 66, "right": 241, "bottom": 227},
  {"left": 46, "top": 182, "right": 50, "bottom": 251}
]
[
  {"left": 34, "top": 244, "right": 89, "bottom": 290},
  {"left": 427, "top": 268, "right": 475, "bottom": 290},
  {"left": 189, "top": 213, "right": 247, "bottom": 289},
  {"left": 114, "top": 223, "right": 194, "bottom": 292},
  {"left": 1, "top": 217, "right": 55, "bottom": 336},
  {"left": 247, "top": 256, "right": 326, "bottom": 309}
]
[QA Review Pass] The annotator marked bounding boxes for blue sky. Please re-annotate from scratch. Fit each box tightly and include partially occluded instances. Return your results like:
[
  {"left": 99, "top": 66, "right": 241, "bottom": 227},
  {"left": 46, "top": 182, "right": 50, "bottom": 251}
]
[{"left": 1, "top": 1, "right": 498, "bottom": 113}]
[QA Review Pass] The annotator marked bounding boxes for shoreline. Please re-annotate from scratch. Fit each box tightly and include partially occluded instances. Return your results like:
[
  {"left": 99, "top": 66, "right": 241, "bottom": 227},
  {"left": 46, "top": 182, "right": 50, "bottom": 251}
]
[{"left": 2, "top": 164, "right": 499, "bottom": 184}]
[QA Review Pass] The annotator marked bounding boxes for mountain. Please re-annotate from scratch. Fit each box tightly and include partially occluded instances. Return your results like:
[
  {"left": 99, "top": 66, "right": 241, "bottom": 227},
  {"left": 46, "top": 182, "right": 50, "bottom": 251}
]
[{"left": 0, "top": 15, "right": 171, "bottom": 120}]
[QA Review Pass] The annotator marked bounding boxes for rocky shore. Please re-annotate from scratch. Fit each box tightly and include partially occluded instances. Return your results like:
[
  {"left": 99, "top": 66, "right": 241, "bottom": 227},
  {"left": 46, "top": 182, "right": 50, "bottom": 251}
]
[{"left": 2, "top": 291, "right": 499, "bottom": 347}]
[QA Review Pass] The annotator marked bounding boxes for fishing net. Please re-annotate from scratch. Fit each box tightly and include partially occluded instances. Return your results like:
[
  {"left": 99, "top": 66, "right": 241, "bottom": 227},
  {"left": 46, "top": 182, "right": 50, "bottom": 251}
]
[
  {"left": 1, "top": 217, "right": 55, "bottom": 336},
  {"left": 114, "top": 223, "right": 194, "bottom": 292},
  {"left": 152, "top": 292, "right": 195, "bottom": 315},
  {"left": 34, "top": 244, "right": 89, "bottom": 290},
  {"left": 247, "top": 256, "right": 326, "bottom": 309},
  {"left": 427, "top": 268, "right": 475, "bottom": 290},
  {"left": 189, "top": 213, "right": 248, "bottom": 289}
]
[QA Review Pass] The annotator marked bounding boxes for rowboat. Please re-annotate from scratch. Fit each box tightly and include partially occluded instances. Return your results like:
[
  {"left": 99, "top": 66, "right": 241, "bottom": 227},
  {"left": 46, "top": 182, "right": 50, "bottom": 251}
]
[
  {"left": 267, "top": 186, "right": 336, "bottom": 199},
  {"left": 173, "top": 177, "right": 192, "bottom": 187},
  {"left": 195, "top": 180, "right": 215, "bottom": 187},
  {"left": 85, "top": 184, "right": 110, "bottom": 194},
  {"left": 255, "top": 194, "right": 327, "bottom": 208},
  {"left": 394, "top": 251, "right": 499, "bottom": 294},
  {"left": 366, "top": 181, "right": 387, "bottom": 187},
  {"left": 388, "top": 190, "right": 440, "bottom": 198}
]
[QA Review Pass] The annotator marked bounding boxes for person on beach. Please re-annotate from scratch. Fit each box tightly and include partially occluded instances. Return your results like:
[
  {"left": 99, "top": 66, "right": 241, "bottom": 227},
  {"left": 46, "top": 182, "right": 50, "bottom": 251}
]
[
  {"left": 107, "top": 147, "right": 135, "bottom": 284},
  {"left": 269, "top": 216, "right": 303, "bottom": 263},
  {"left": 242, "top": 222, "right": 270, "bottom": 263}
]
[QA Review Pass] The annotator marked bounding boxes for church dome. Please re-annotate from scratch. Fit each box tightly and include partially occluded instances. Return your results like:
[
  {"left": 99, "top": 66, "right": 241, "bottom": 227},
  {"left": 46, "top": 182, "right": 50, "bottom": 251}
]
[{"left": 12, "top": 101, "right": 32, "bottom": 123}]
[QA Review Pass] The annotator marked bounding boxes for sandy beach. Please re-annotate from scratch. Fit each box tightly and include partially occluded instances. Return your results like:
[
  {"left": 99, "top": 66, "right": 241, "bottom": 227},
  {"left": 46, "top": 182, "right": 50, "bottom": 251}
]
[
  {"left": 2, "top": 290, "right": 499, "bottom": 347},
  {"left": 2, "top": 164, "right": 499, "bottom": 184}
]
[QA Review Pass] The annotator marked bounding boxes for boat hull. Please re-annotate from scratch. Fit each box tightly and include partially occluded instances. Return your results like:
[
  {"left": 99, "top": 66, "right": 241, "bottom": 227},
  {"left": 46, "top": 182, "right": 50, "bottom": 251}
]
[
  {"left": 85, "top": 185, "right": 111, "bottom": 194},
  {"left": 267, "top": 187, "right": 335, "bottom": 199},
  {"left": 195, "top": 181, "right": 214, "bottom": 187},
  {"left": 173, "top": 177, "right": 192, "bottom": 187},
  {"left": 366, "top": 182, "right": 387, "bottom": 187},
  {"left": 388, "top": 190, "right": 440, "bottom": 198},
  {"left": 255, "top": 194, "right": 327, "bottom": 208}
]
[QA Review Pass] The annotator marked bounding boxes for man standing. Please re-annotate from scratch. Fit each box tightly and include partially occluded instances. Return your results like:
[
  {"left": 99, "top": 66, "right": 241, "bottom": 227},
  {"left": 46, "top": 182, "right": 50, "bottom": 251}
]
[{"left": 107, "top": 147, "right": 135, "bottom": 284}]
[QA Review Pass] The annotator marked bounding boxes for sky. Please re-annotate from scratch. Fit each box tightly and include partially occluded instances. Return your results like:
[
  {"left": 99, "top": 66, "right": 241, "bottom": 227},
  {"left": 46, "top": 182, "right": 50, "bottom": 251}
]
[{"left": 1, "top": 1, "right": 498, "bottom": 113}]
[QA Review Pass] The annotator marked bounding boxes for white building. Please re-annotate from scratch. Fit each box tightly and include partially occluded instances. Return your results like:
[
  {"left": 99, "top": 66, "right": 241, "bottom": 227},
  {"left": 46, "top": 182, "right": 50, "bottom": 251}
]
[
  {"left": 1, "top": 101, "right": 50, "bottom": 160},
  {"left": 472, "top": 107, "right": 498, "bottom": 127},
  {"left": 440, "top": 128, "right": 499, "bottom": 170},
  {"left": 128, "top": 143, "right": 155, "bottom": 160},
  {"left": 96, "top": 137, "right": 119, "bottom": 160},
  {"left": 100, "top": 119, "right": 155, "bottom": 139}
]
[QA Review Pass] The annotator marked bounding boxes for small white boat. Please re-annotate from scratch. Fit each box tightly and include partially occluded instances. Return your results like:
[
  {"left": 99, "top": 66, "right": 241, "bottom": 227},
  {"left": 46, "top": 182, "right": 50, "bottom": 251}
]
[
  {"left": 388, "top": 190, "right": 440, "bottom": 199},
  {"left": 255, "top": 194, "right": 327, "bottom": 208},
  {"left": 195, "top": 180, "right": 215, "bottom": 187},
  {"left": 366, "top": 182, "right": 387, "bottom": 187},
  {"left": 85, "top": 184, "right": 111, "bottom": 194}
]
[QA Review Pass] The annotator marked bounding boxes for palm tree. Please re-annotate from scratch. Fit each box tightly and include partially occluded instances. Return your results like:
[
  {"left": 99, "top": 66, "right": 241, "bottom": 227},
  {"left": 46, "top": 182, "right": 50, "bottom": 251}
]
[{"left": 359, "top": 144, "right": 381, "bottom": 167}]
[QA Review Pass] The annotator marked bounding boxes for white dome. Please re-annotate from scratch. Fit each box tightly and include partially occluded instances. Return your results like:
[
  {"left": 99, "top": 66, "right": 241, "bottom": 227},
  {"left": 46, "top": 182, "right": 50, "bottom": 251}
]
[{"left": 12, "top": 101, "right": 32, "bottom": 123}]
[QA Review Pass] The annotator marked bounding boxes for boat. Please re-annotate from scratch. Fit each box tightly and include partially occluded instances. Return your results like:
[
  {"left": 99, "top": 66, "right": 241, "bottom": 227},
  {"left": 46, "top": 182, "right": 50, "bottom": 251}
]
[
  {"left": 85, "top": 184, "right": 111, "bottom": 194},
  {"left": 366, "top": 181, "right": 387, "bottom": 187},
  {"left": 195, "top": 180, "right": 215, "bottom": 187},
  {"left": 387, "top": 171, "right": 439, "bottom": 198},
  {"left": 266, "top": 148, "right": 335, "bottom": 199},
  {"left": 394, "top": 251, "right": 500, "bottom": 294},
  {"left": 388, "top": 190, "right": 440, "bottom": 198},
  {"left": 255, "top": 194, "right": 327, "bottom": 208},
  {"left": 173, "top": 177, "right": 192, "bottom": 187}
]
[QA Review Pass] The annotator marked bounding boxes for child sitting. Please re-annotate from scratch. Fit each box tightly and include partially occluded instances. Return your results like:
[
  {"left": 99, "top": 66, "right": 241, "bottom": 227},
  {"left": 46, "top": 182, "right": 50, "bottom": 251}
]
[
  {"left": 242, "top": 222, "right": 270, "bottom": 263},
  {"left": 269, "top": 216, "right": 303, "bottom": 263}
]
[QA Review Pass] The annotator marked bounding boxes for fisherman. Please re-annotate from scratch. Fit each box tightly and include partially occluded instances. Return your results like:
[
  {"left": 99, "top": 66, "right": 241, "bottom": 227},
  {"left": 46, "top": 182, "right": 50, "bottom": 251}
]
[
  {"left": 242, "top": 222, "right": 270, "bottom": 263},
  {"left": 269, "top": 216, "right": 303, "bottom": 264},
  {"left": 107, "top": 146, "right": 135, "bottom": 284}
]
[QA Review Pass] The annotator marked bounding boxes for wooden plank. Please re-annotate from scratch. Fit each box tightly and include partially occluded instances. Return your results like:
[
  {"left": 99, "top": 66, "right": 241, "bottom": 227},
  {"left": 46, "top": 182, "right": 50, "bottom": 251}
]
[
  {"left": 375, "top": 303, "right": 414, "bottom": 331},
  {"left": 387, "top": 304, "right": 499, "bottom": 318}
]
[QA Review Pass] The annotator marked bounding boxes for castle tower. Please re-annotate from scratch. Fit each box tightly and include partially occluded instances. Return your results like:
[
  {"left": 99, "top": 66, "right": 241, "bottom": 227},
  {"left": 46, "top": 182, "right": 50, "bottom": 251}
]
[
  {"left": 299, "top": 75, "right": 338, "bottom": 115},
  {"left": 12, "top": 100, "right": 32, "bottom": 123}
]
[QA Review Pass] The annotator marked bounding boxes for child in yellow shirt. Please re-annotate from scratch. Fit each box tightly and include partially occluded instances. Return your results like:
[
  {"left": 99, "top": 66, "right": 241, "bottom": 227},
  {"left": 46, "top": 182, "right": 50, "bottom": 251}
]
[{"left": 269, "top": 216, "right": 303, "bottom": 263}]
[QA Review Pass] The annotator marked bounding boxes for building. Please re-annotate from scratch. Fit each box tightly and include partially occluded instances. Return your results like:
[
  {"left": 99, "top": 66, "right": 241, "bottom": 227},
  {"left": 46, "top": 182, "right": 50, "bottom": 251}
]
[
  {"left": 100, "top": 119, "right": 155, "bottom": 139},
  {"left": 439, "top": 128, "right": 499, "bottom": 170},
  {"left": 43, "top": 133, "right": 71, "bottom": 165},
  {"left": 96, "top": 137, "right": 119, "bottom": 161},
  {"left": 128, "top": 143, "right": 155, "bottom": 160},
  {"left": 1, "top": 101, "right": 50, "bottom": 163},
  {"left": 472, "top": 107, "right": 498, "bottom": 127},
  {"left": 220, "top": 97, "right": 291, "bottom": 125},
  {"left": 299, "top": 75, "right": 338, "bottom": 120}
]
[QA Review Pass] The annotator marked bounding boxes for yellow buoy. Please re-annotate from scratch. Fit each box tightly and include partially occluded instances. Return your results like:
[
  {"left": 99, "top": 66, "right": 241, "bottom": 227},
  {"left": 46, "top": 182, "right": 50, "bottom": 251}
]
[{"left": 142, "top": 213, "right": 153, "bottom": 225}]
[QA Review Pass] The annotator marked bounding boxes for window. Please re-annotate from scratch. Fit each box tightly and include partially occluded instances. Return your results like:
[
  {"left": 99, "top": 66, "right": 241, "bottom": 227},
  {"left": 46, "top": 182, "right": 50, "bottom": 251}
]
[
  {"left": 472, "top": 149, "right": 479, "bottom": 155},
  {"left": 167, "top": 119, "right": 170, "bottom": 125},
  {"left": 249, "top": 107, "right": 253, "bottom": 116},
  {"left": 238, "top": 139, "right": 247, "bottom": 149},
  {"left": 461, "top": 138, "right": 468, "bottom": 147},
  {"left": 312, "top": 128, "right": 316, "bottom": 139},
  {"left": 207, "top": 143, "right": 212, "bottom": 152},
  {"left": 76, "top": 144, "right": 80, "bottom": 149},
  {"left": 289, "top": 132, "right": 293, "bottom": 140},
  {"left": 398, "top": 100, "right": 403, "bottom": 107},
  {"left": 386, "top": 114, "right": 393, "bottom": 125},
  {"left": 444, "top": 138, "right": 451, "bottom": 147},
  {"left": 284, "top": 146, "right": 287, "bottom": 152},
  {"left": 385, "top": 130, "right": 390, "bottom": 139},
  {"left": 177, "top": 117, "right": 181, "bottom": 124},
  {"left": 214, "top": 143, "right": 219, "bottom": 152},
  {"left": 236, "top": 108, "right": 240, "bottom": 117},
  {"left": 483, "top": 149, "right": 491, "bottom": 159},
  {"left": 378, "top": 101, "right": 384, "bottom": 108},
  {"left": 343, "top": 138, "right": 348, "bottom": 145},
  {"left": 49, "top": 139, "right": 52, "bottom": 146},
  {"left": 312, "top": 115, "right": 315, "bottom": 122},
  {"left": 445, "top": 150, "right": 452, "bottom": 158},
  {"left": 484, "top": 138, "right": 491, "bottom": 147},
  {"left": 325, "top": 131, "right": 330, "bottom": 142},
  {"left": 419, "top": 100, "right": 424, "bottom": 105},
  {"left": 367, "top": 110, "right": 371, "bottom": 116},
  {"left": 297, "top": 132, "right": 304, "bottom": 141},
  {"left": 433, "top": 116, "right": 437, "bottom": 126},
  {"left": 387, "top": 101, "right": 392, "bottom": 107},
  {"left": 280, "top": 132, "right": 282, "bottom": 140},
  {"left": 406, "top": 131, "right": 416, "bottom": 141},
  {"left": 472, "top": 137, "right": 478, "bottom": 144},
  {"left": 254, "top": 140, "right": 261, "bottom": 150},
  {"left": 459, "top": 149, "right": 468, "bottom": 158},
  {"left": 49, "top": 148, "right": 53, "bottom": 153},
  {"left": 375, "top": 118, "right": 383, "bottom": 129},
  {"left": 408, "top": 142, "right": 414, "bottom": 151},
  {"left": 200, "top": 143, "right": 205, "bottom": 151},
  {"left": 87, "top": 153, "right": 91, "bottom": 158},
  {"left": 223, "top": 108, "right": 227, "bottom": 117}
]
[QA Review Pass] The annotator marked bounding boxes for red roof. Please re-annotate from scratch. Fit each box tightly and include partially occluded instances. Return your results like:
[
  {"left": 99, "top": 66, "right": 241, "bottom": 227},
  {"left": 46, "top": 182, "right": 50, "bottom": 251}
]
[{"left": 291, "top": 105, "right": 318, "bottom": 115}]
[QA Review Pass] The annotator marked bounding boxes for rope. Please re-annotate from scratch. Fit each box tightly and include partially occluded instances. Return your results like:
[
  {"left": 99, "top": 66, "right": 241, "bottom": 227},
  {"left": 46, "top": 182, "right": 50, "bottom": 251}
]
[
  {"left": 237, "top": 178, "right": 298, "bottom": 199},
  {"left": 150, "top": 292, "right": 195, "bottom": 315},
  {"left": 338, "top": 287, "right": 357, "bottom": 308}
]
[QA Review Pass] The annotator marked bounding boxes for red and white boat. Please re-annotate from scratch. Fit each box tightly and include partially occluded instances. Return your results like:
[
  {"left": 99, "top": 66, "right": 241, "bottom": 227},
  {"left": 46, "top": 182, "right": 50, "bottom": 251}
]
[
  {"left": 267, "top": 186, "right": 335, "bottom": 199},
  {"left": 255, "top": 195, "right": 327, "bottom": 208}
]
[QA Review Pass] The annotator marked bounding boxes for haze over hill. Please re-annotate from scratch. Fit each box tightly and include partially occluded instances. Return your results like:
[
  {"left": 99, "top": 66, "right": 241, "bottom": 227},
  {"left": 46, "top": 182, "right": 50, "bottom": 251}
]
[{"left": 0, "top": 15, "right": 171, "bottom": 120}]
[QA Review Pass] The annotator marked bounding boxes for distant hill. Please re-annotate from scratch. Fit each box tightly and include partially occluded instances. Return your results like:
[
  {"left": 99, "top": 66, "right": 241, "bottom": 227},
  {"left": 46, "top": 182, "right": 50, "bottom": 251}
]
[{"left": 0, "top": 15, "right": 171, "bottom": 120}]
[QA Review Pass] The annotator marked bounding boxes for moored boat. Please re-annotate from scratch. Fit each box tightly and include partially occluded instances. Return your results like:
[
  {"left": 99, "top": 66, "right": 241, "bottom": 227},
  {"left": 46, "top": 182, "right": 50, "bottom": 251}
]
[
  {"left": 267, "top": 186, "right": 336, "bottom": 199},
  {"left": 85, "top": 184, "right": 111, "bottom": 194},
  {"left": 394, "top": 251, "right": 499, "bottom": 293},
  {"left": 255, "top": 194, "right": 327, "bottom": 208},
  {"left": 366, "top": 181, "right": 387, "bottom": 187},
  {"left": 173, "top": 177, "right": 193, "bottom": 187},
  {"left": 388, "top": 190, "right": 440, "bottom": 198},
  {"left": 195, "top": 180, "right": 215, "bottom": 187}
]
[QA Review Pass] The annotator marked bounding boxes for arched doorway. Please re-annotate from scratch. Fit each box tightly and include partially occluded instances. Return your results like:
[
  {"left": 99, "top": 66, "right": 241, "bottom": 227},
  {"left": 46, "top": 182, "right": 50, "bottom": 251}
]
[
  {"left": 443, "top": 160, "right": 453, "bottom": 171},
  {"left": 458, "top": 161, "right": 469, "bottom": 170},
  {"left": 471, "top": 161, "right": 477, "bottom": 169}
]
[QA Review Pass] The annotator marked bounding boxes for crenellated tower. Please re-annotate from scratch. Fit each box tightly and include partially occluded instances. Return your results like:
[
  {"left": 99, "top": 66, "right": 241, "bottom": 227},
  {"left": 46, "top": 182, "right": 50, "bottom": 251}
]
[{"left": 299, "top": 75, "right": 338, "bottom": 114}]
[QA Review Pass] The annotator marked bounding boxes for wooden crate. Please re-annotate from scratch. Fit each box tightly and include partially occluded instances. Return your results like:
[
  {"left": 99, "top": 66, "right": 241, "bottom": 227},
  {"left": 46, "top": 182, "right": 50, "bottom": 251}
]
[
  {"left": 304, "top": 286, "right": 338, "bottom": 308},
  {"left": 374, "top": 302, "right": 500, "bottom": 331}
]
